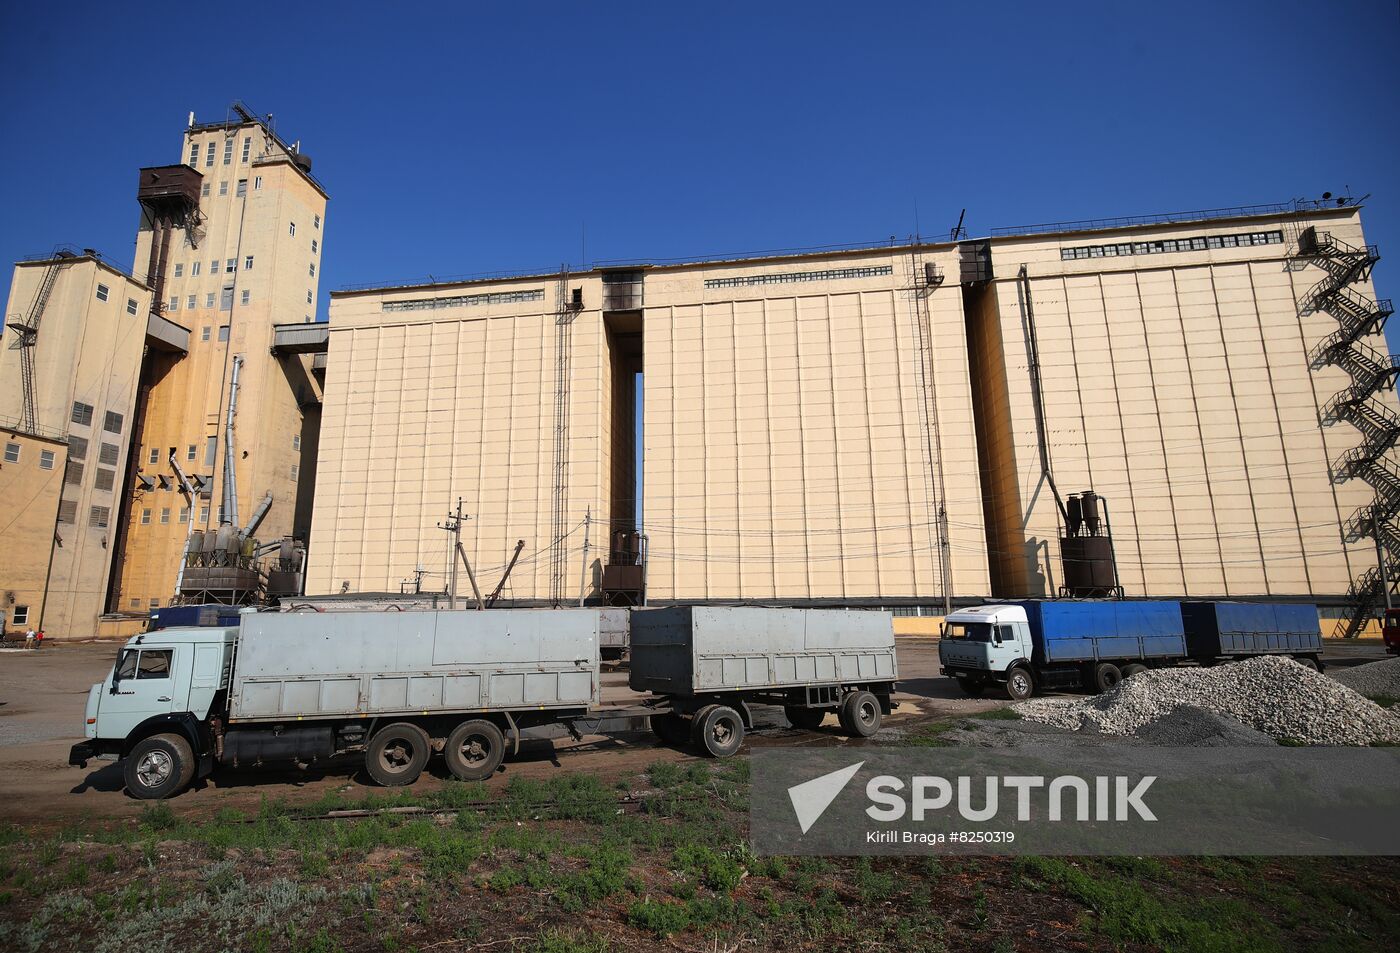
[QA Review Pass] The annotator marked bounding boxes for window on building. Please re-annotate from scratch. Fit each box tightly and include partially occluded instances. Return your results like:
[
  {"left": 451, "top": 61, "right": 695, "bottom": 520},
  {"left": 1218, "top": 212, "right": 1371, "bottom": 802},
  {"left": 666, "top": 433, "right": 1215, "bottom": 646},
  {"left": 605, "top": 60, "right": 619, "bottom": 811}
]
[
  {"left": 129, "top": 598, "right": 140, "bottom": 609},
  {"left": 309, "top": 263, "right": 315, "bottom": 277},
  {"left": 235, "top": 179, "right": 246, "bottom": 197},
  {"left": 95, "top": 468, "right": 114, "bottom": 491},
  {"left": 217, "top": 325, "right": 230, "bottom": 341},
  {"left": 306, "top": 290, "right": 313, "bottom": 304},
  {"left": 254, "top": 175, "right": 262, "bottom": 190},
  {"left": 191, "top": 261, "right": 201, "bottom": 277},
  {"left": 65, "top": 461, "right": 84, "bottom": 485},
  {"left": 205, "top": 437, "right": 217, "bottom": 466},
  {"left": 178, "top": 506, "right": 189, "bottom": 522},
  {"left": 140, "top": 508, "right": 151, "bottom": 525},
  {"left": 12, "top": 606, "right": 29, "bottom": 626},
  {"left": 211, "top": 259, "right": 219, "bottom": 274},
  {"left": 199, "top": 504, "right": 210, "bottom": 523},
  {"left": 186, "top": 444, "right": 196, "bottom": 461},
  {"left": 201, "top": 182, "right": 211, "bottom": 197},
  {"left": 244, "top": 255, "right": 254, "bottom": 270},
  {"left": 126, "top": 297, "right": 138, "bottom": 316},
  {"left": 168, "top": 296, "right": 179, "bottom": 311},
  {"left": 292, "top": 434, "right": 301, "bottom": 451},
  {"left": 39, "top": 449, "right": 55, "bottom": 470},
  {"left": 99, "top": 443, "right": 119, "bottom": 466},
  {"left": 104, "top": 411, "right": 124, "bottom": 434},
  {"left": 205, "top": 292, "right": 215, "bottom": 309},
  {"left": 205, "top": 142, "right": 216, "bottom": 167},
  {"left": 148, "top": 446, "right": 159, "bottom": 465},
  {"left": 57, "top": 500, "right": 77, "bottom": 523},
  {"left": 201, "top": 326, "right": 211, "bottom": 342},
  {"left": 71, "top": 402, "right": 94, "bottom": 427},
  {"left": 159, "top": 507, "right": 170, "bottom": 524},
  {"left": 3, "top": 442, "right": 18, "bottom": 463},
  {"left": 174, "top": 263, "right": 185, "bottom": 278},
  {"left": 219, "top": 181, "right": 228, "bottom": 197},
  {"left": 289, "top": 222, "right": 296, "bottom": 236},
  {"left": 314, "top": 214, "right": 321, "bottom": 229},
  {"left": 225, "top": 258, "right": 235, "bottom": 274},
  {"left": 188, "top": 142, "right": 199, "bottom": 166},
  {"left": 223, "top": 138, "right": 233, "bottom": 165},
  {"left": 68, "top": 436, "right": 87, "bottom": 460},
  {"left": 96, "top": 284, "right": 109, "bottom": 302},
  {"left": 311, "top": 239, "right": 319, "bottom": 254},
  {"left": 241, "top": 136, "right": 251, "bottom": 162},
  {"left": 187, "top": 294, "right": 196, "bottom": 309},
  {"left": 241, "top": 290, "right": 251, "bottom": 305},
  {"left": 148, "top": 599, "right": 161, "bottom": 611},
  {"left": 290, "top": 464, "right": 299, "bottom": 480},
  {"left": 89, "top": 505, "right": 110, "bottom": 527},
  {"left": 220, "top": 289, "right": 233, "bottom": 312}
]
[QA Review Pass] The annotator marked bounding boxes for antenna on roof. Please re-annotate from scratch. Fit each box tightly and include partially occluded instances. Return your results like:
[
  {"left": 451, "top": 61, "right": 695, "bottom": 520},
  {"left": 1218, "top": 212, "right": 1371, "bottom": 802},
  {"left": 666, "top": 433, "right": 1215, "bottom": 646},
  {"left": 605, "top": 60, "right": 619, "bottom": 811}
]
[
  {"left": 950, "top": 209, "right": 967, "bottom": 242},
  {"left": 187, "top": 111, "right": 195, "bottom": 128}
]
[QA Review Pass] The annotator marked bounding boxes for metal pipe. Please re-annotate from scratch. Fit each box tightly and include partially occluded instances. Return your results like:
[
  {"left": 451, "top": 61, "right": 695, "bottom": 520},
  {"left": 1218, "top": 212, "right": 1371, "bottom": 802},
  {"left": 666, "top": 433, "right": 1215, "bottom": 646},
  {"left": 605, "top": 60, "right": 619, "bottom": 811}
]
[
  {"left": 578, "top": 507, "right": 591, "bottom": 607},
  {"left": 456, "top": 544, "right": 485, "bottom": 610},
  {"left": 487, "top": 540, "right": 525, "bottom": 607},
  {"left": 170, "top": 453, "right": 199, "bottom": 594},
  {"left": 221, "top": 355, "right": 243, "bottom": 527},
  {"left": 242, "top": 491, "right": 273, "bottom": 537},
  {"left": 1019, "top": 265, "right": 1070, "bottom": 528},
  {"left": 1377, "top": 532, "right": 1393, "bottom": 612}
]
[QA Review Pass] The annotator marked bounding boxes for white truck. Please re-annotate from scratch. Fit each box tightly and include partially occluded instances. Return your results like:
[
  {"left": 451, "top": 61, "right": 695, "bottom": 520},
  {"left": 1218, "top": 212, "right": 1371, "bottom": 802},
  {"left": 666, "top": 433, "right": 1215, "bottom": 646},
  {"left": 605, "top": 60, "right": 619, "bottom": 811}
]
[{"left": 71, "top": 606, "right": 899, "bottom": 799}]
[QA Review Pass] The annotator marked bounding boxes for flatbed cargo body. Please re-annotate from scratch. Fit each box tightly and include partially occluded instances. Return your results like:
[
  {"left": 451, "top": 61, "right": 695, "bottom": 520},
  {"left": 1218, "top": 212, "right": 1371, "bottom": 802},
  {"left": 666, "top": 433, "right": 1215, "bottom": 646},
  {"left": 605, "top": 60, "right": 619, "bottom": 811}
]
[
  {"left": 228, "top": 609, "right": 600, "bottom": 722},
  {"left": 1017, "top": 599, "right": 1187, "bottom": 665},
  {"left": 628, "top": 606, "right": 897, "bottom": 695}
]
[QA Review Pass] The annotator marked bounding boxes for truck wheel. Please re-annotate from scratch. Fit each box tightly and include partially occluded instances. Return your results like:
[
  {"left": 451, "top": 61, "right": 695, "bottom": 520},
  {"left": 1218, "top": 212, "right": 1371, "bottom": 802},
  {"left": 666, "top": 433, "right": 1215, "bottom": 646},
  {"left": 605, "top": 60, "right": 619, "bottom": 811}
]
[
  {"left": 650, "top": 713, "right": 691, "bottom": 746},
  {"left": 693, "top": 705, "right": 744, "bottom": 757},
  {"left": 366, "top": 723, "right": 430, "bottom": 786},
  {"left": 1005, "top": 667, "right": 1035, "bottom": 701},
  {"left": 1092, "top": 663, "right": 1122, "bottom": 694},
  {"left": 1295, "top": 656, "right": 1320, "bottom": 671},
  {"left": 124, "top": 733, "right": 195, "bottom": 800},
  {"left": 444, "top": 720, "right": 504, "bottom": 781},
  {"left": 956, "top": 677, "right": 985, "bottom": 698},
  {"left": 785, "top": 706, "right": 827, "bottom": 730},
  {"left": 1121, "top": 663, "right": 1148, "bottom": 680},
  {"left": 838, "top": 691, "right": 882, "bottom": 737}
]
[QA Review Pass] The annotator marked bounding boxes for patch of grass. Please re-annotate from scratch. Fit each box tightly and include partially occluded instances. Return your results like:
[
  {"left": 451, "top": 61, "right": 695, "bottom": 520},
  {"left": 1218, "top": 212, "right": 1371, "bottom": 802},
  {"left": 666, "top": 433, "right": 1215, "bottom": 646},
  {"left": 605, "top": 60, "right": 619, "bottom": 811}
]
[
  {"left": 970, "top": 706, "right": 1021, "bottom": 721},
  {"left": 905, "top": 721, "right": 960, "bottom": 746},
  {"left": 527, "top": 930, "right": 612, "bottom": 953},
  {"left": 852, "top": 858, "right": 899, "bottom": 903},
  {"left": 675, "top": 844, "right": 744, "bottom": 893},
  {"left": 627, "top": 897, "right": 691, "bottom": 937}
]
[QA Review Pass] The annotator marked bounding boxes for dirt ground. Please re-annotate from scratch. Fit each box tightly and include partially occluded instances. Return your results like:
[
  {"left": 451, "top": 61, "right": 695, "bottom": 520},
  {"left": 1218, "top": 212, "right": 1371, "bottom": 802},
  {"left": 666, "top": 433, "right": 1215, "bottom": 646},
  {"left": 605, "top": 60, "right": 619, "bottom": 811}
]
[{"left": 0, "top": 637, "right": 1388, "bottom": 827}]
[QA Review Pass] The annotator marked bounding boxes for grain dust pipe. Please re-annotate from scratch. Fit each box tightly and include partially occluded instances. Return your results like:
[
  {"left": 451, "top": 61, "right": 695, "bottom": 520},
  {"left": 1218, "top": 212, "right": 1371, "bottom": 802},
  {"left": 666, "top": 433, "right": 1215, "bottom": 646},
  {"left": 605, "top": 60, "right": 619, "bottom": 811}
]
[
  {"left": 170, "top": 453, "right": 199, "bottom": 594},
  {"left": 221, "top": 355, "right": 243, "bottom": 527}
]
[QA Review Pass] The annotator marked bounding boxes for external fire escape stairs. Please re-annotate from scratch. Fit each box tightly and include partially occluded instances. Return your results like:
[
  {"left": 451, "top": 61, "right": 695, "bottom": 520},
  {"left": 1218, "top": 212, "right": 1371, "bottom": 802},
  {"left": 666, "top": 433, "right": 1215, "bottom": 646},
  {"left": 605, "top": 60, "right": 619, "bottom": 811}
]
[
  {"left": 5, "top": 257, "right": 65, "bottom": 434},
  {"left": 1295, "top": 226, "right": 1400, "bottom": 637}
]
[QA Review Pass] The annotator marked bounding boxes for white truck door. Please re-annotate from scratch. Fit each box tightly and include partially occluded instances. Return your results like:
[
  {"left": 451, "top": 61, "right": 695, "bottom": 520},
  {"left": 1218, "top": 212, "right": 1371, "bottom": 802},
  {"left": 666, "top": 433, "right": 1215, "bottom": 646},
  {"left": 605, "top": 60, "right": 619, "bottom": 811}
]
[
  {"left": 100, "top": 646, "right": 182, "bottom": 740},
  {"left": 986, "top": 623, "right": 1022, "bottom": 672}
]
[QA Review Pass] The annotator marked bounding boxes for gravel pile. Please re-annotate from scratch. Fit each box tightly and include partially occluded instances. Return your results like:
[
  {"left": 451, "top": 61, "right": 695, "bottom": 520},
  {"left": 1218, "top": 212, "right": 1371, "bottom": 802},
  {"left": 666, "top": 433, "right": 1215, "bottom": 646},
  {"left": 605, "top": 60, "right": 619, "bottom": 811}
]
[
  {"left": 1329, "top": 657, "right": 1400, "bottom": 700},
  {"left": 1014, "top": 655, "right": 1400, "bottom": 746}
]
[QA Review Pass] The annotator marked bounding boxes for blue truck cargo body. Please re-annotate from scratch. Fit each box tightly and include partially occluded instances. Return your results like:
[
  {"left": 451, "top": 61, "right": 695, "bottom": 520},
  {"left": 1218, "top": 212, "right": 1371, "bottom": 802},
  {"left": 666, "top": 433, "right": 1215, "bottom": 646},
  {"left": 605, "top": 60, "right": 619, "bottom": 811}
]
[
  {"left": 1180, "top": 602, "right": 1322, "bottom": 658},
  {"left": 1015, "top": 600, "right": 1187, "bottom": 665}
]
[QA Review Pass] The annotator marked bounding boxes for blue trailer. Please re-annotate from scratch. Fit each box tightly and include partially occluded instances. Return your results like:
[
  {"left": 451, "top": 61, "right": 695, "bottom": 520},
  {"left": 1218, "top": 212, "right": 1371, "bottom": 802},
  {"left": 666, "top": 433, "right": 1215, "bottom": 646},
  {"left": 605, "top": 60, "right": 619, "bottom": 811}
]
[{"left": 1180, "top": 601, "right": 1323, "bottom": 669}]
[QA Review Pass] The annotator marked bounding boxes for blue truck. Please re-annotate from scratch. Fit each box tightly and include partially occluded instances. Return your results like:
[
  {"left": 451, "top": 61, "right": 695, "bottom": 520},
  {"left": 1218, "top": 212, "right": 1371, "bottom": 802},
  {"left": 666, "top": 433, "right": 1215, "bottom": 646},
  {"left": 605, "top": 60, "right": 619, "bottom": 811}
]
[{"left": 939, "top": 599, "right": 1323, "bottom": 700}]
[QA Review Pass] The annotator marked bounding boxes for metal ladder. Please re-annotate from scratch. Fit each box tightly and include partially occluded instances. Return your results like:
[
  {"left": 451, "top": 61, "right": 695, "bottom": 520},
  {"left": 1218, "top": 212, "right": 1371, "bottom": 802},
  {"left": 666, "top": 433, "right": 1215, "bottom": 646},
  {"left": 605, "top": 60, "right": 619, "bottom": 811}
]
[
  {"left": 1295, "top": 227, "right": 1400, "bottom": 636},
  {"left": 5, "top": 259, "right": 63, "bottom": 433}
]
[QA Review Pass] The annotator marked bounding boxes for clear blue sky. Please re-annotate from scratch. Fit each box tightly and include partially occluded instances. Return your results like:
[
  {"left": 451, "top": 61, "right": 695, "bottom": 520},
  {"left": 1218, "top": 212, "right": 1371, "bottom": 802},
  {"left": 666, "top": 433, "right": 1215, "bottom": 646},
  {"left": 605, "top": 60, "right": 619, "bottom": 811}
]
[{"left": 2, "top": 1, "right": 1398, "bottom": 347}]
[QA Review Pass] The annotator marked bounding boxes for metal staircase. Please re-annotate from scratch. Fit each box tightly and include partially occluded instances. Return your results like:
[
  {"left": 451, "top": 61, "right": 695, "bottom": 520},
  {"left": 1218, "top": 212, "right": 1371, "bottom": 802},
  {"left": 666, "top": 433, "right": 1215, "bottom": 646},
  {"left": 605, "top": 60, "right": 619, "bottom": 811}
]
[
  {"left": 1295, "top": 226, "right": 1400, "bottom": 637},
  {"left": 5, "top": 257, "right": 64, "bottom": 434}
]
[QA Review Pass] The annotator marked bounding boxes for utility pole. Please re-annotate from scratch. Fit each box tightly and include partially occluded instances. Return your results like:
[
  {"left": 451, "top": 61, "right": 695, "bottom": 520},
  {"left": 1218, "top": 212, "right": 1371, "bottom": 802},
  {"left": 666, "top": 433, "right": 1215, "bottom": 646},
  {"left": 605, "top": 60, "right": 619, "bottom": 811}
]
[
  {"left": 438, "top": 498, "right": 485, "bottom": 610},
  {"left": 578, "top": 507, "right": 591, "bottom": 607}
]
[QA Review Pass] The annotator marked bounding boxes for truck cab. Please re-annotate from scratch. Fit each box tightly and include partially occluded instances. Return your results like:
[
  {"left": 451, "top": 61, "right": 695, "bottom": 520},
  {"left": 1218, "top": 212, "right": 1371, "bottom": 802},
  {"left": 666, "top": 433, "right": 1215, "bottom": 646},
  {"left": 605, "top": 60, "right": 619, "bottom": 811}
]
[
  {"left": 1385, "top": 608, "right": 1400, "bottom": 656},
  {"left": 939, "top": 605, "right": 1034, "bottom": 699},
  {"left": 70, "top": 627, "right": 236, "bottom": 798}
]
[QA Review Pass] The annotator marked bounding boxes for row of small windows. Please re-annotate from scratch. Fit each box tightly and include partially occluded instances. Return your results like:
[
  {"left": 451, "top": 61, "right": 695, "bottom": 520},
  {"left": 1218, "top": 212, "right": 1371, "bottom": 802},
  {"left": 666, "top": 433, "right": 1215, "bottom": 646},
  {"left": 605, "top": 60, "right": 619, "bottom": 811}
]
[
  {"left": 704, "top": 264, "right": 895, "bottom": 290},
  {"left": 1059, "top": 230, "right": 1285, "bottom": 261},
  {"left": 190, "top": 136, "right": 254, "bottom": 168},
  {"left": 3, "top": 442, "right": 57, "bottom": 470},
  {"left": 382, "top": 289, "right": 546, "bottom": 312},
  {"left": 169, "top": 291, "right": 250, "bottom": 312},
  {"left": 70, "top": 402, "right": 123, "bottom": 435},
  {"left": 174, "top": 256, "right": 255, "bottom": 278}
]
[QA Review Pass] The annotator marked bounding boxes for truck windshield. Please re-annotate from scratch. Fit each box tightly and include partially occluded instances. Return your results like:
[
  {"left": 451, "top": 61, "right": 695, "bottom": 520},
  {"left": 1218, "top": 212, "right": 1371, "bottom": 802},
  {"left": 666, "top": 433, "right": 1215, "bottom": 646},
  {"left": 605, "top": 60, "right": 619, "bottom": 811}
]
[{"left": 943, "top": 621, "right": 995, "bottom": 642}]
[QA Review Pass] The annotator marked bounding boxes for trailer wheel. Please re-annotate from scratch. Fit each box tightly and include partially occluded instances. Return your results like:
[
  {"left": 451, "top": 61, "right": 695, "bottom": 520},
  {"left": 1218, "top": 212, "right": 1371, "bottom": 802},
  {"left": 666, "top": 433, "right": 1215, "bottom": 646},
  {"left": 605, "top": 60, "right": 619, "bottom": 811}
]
[
  {"left": 1121, "top": 663, "right": 1148, "bottom": 680},
  {"left": 838, "top": 691, "right": 882, "bottom": 737},
  {"left": 1295, "top": 656, "right": 1320, "bottom": 671},
  {"left": 785, "top": 706, "right": 827, "bottom": 730},
  {"left": 1005, "top": 666, "right": 1035, "bottom": 701},
  {"left": 650, "top": 713, "right": 691, "bottom": 746},
  {"left": 1092, "top": 662, "right": 1122, "bottom": 694},
  {"left": 124, "top": 733, "right": 195, "bottom": 800},
  {"left": 693, "top": 705, "right": 745, "bottom": 757},
  {"left": 366, "top": 723, "right": 431, "bottom": 786},
  {"left": 444, "top": 720, "right": 504, "bottom": 781},
  {"left": 956, "top": 676, "right": 986, "bottom": 698}
]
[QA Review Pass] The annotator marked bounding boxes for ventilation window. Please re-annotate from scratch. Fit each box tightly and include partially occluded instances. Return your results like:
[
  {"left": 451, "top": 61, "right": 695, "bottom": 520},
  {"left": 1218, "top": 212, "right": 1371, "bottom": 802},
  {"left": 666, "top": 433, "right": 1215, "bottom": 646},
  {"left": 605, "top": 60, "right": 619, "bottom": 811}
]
[
  {"left": 89, "top": 505, "right": 110, "bottom": 528},
  {"left": 65, "top": 461, "right": 85, "bottom": 485},
  {"left": 103, "top": 411, "right": 124, "bottom": 434},
  {"left": 95, "top": 469, "right": 115, "bottom": 492},
  {"left": 57, "top": 499, "right": 78, "bottom": 523},
  {"left": 71, "top": 402, "right": 94, "bottom": 427},
  {"left": 68, "top": 436, "right": 88, "bottom": 460},
  {"left": 99, "top": 443, "right": 119, "bottom": 466}
]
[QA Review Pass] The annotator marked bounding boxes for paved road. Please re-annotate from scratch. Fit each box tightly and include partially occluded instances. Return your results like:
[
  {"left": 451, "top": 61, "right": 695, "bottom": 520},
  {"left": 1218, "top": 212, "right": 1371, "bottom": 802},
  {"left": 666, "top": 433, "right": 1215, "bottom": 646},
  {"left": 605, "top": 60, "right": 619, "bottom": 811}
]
[{"left": 0, "top": 637, "right": 1389, "bottom": 827}]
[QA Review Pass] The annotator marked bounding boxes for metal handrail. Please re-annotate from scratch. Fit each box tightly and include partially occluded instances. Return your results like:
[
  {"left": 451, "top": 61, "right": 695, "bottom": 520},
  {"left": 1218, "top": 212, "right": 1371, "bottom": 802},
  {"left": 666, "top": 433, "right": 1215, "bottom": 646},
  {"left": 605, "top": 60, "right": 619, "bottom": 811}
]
[{"left": 990, "top": 197, "right": 1358, "bottom": 238}]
